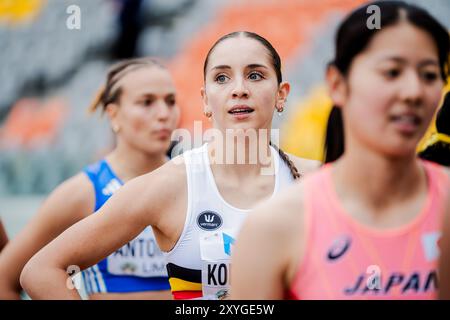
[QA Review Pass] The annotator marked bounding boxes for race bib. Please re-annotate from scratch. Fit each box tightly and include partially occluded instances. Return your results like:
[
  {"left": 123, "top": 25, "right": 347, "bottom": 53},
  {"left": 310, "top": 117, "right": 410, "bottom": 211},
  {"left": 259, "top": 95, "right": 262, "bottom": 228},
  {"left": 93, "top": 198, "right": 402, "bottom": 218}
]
[
  {"left": 200, "top": 229, "right": 237, "bottom": 300},
  {"left": 107, "top": 227, "right": 168, "bottom": 278}
]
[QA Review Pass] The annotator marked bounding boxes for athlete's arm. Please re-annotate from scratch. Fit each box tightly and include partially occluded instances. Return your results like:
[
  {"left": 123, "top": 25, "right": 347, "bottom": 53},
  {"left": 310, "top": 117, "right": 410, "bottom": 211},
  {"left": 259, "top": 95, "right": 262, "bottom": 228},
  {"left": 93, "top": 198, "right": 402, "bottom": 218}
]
[
  {"left": 438, "top": 169, "right": 450, "bottom": 300},
  {"left": 19, "top": 158, "right": 186, "bottom": 299},
  {"left": 231, "top": 183, "right": 306, "bottom": 299},
  {"left": 0, "top": 174, "right": 94, "bottom": 299}
]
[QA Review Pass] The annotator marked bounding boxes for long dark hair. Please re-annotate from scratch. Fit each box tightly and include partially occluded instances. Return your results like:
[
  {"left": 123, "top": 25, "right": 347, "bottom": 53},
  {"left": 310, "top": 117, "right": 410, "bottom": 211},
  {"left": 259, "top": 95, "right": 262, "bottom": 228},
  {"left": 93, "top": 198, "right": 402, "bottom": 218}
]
[{"left": 324, "top": 0, "right": 450, "bottom": 163}]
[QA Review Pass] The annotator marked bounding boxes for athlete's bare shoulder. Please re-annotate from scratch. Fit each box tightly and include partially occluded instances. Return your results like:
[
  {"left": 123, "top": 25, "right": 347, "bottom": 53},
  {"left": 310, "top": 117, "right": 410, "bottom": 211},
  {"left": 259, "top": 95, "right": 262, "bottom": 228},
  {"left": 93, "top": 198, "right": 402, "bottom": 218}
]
[
  {"left": 122, "top": 154, "right": 188, "bottom": 243},
  {"left": 233, "top": 177, "right": 311, "bottom": 297},
  {"left": 250, "top": 179, "right": 308, "bottom": 244},
  {"left": 128, "top": 153, "right": 187, "bottom": 213},
  {"left": 136, "top": 153, "right": 185, "bottom": 186},
  {"left": 148, "top": 153, "right": 187, "bottom": 183}
]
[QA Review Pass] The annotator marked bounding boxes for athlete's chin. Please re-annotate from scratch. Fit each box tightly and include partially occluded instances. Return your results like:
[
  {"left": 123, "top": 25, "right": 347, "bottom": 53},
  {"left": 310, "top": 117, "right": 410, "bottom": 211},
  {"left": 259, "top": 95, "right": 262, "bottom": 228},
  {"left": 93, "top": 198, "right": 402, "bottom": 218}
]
[
  {"left": 381, "top": 143, "right": 419, "bottom": 160},
  {"left": 141, "top": 140, "right": 172, "bottom": 156},
  {"left": 372, "top": 131, "right": 421, "bottom": 158},
  {"left": 225, "top": 119, "right": 265, "bottom": 132}
]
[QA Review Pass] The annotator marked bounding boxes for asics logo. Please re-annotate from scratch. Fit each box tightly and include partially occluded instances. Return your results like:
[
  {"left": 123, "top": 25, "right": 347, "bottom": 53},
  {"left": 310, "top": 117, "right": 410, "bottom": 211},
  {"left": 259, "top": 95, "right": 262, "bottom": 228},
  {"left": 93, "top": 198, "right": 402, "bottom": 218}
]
[{"left": 327, "top": 235, "right": 351, "bottom": 261}]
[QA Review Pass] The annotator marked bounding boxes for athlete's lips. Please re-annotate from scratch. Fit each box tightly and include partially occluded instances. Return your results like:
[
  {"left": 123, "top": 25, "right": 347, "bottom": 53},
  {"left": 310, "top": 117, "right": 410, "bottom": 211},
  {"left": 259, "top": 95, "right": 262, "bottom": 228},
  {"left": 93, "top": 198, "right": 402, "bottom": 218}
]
[
  {"left": 153, "top": 128, "right": 172, "bottom": 138},
  {"left": 388, "top": 111, "right": 422, "bottom": 135},
  {"left": 228, "top": 105, "right": 254, "bottom": 114}
]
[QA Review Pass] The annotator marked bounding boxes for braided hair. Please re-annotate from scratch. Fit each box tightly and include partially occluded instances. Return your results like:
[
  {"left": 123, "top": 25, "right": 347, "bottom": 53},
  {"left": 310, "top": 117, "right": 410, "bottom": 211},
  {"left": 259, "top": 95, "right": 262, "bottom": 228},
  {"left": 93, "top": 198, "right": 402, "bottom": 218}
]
[{"left": 270, "top": 142, "right": 301, "bottom": 180}]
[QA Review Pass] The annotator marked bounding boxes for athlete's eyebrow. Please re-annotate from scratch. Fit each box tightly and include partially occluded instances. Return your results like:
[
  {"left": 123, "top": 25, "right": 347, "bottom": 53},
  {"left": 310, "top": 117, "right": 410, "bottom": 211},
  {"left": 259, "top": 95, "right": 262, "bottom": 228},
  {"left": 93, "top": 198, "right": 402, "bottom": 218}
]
[
  {"left": 137, "top": 93, "right": 156, "bottom": 99},
  {"left": 165, "top": 93, "right": 176, "bottom": 99},
  {"left": 417, "top": 59, "right": 440, "bottom": 68},
  {"left": 377, "top": 56, "right": 439, "bottom": 67},
  {"left": 136, "top": 92, "right": 176, "bottom": 100},
  {"left": 210, "top": 65, "right": 231, "bottom": 72},
  {"left": 210, "top": 64, "right": 269, "bottom": 72},
  {"left": 245, "top": 64, "right": 269, "bottom": 70}
]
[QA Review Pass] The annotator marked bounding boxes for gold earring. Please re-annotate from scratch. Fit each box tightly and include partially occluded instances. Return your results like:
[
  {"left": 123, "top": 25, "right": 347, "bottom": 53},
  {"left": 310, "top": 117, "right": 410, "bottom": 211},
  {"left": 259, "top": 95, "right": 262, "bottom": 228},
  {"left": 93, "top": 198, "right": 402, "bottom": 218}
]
[
  {"left": 277, "top": 105, "right": 284, "bottom": 113},
  {"left": 204, "top": 111, "right": 212, "bottom": 118}
]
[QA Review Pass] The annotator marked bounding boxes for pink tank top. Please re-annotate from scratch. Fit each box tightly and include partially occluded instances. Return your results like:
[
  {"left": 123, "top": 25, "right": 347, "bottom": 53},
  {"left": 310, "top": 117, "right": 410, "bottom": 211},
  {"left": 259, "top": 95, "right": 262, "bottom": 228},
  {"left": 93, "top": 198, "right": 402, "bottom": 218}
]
[{"left": 288, "top": 161, "right": 449, "bottom": 300}]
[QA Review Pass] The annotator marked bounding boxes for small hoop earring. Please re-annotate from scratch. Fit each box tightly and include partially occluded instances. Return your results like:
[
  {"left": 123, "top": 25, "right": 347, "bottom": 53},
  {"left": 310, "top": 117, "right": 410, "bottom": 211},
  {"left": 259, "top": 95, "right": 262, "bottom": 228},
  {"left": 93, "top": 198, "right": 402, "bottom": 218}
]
[
  {"left": 277, "top": 105, "right": 284, "bottom": 116},
  {"left": 204, "top": 111, "right": 212, "bottom": 118}
]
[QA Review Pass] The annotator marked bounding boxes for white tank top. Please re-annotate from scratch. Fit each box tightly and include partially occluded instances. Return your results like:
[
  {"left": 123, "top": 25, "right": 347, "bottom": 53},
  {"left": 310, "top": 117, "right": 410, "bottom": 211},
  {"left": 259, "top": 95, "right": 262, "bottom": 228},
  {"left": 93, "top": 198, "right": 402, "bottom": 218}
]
[{"left": 164, "top": 143, "right": 295, "bottom": 299}]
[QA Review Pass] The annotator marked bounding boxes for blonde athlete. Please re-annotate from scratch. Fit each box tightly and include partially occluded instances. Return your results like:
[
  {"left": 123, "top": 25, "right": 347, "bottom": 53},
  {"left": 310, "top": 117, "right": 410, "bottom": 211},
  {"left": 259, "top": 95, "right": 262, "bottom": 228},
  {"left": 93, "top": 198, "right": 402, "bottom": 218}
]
[{"left": 0, "top": 58, "right": 179, "bottom": 299}]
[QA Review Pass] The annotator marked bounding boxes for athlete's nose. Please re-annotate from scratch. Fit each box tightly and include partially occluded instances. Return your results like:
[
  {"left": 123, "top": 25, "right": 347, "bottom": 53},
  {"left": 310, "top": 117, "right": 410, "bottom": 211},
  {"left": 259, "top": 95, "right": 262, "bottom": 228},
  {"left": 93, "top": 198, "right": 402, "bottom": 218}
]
[
  {"left": 155, "top": 100, "right": 171, "bottom": 121},
  {"left": 400, "top": 70, "right": 424, "bottom": 107},
  {"left": 231, "top": 77, "right": 250, "bottom": 99}
]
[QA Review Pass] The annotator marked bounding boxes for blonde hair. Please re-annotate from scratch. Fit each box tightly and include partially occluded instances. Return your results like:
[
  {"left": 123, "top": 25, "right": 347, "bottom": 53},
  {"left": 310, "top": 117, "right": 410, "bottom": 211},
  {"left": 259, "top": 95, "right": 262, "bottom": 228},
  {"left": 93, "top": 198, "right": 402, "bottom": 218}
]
[{"left": 89, "top": 57, "right": 166, "bottom": 113}]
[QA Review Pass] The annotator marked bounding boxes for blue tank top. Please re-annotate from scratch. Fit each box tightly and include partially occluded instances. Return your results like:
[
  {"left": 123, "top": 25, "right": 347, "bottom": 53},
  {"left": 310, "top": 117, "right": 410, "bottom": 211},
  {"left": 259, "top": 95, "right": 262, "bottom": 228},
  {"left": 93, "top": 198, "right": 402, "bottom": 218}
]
[{"left": 81, "top": 159, "right": 170, "bottom": 294}]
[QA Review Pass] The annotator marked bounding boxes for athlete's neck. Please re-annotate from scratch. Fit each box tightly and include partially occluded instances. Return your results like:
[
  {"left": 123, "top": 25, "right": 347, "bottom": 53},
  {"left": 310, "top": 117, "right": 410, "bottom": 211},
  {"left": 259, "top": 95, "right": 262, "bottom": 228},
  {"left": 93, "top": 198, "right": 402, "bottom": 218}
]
[
  {"left": 106, "top": 143, "right": 167, "bottom": 182},
  {"left": 207, "top": 135, "right": 273, "bottom": 178},
  {"left": 333, "top": 147, "right": 426, "bottom": 210}
]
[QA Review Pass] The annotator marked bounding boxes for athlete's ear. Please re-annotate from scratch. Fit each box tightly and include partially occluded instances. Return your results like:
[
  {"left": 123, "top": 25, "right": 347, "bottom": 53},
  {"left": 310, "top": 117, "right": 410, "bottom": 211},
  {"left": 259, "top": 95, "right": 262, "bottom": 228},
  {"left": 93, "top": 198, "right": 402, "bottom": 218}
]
[
  {"left": 326, "top": 64, "right": 347, "bottom": 109},
  {"left": 200, "top": 86, "right": 211, "bottom": 116},
  {"left": 277, "top": 81, "right": 290, "bottom": 106},
  {"left": 106, "top": 103, "right": 120, "bottom": 131}
]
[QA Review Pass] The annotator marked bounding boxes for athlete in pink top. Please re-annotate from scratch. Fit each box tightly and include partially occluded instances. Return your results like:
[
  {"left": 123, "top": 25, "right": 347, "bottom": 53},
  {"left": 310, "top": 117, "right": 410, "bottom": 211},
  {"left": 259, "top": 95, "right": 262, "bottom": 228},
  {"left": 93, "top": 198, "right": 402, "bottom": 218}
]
[
  {"left": 288, "top": 161, "right": 448, "bottom": 299},
  {"left": 231, "top": 1, "right": 450, "bottom": 300},
  {"left": 440, "top": 204, "right": 450, "bottom": 300}
]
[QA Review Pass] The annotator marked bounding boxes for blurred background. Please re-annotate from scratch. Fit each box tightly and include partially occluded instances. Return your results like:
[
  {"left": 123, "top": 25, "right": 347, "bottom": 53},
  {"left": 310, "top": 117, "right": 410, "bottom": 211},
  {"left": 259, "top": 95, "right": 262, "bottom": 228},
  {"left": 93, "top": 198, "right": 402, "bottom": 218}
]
[{"left": 0, "top": 0, "right": 449, "bottom": 238}]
